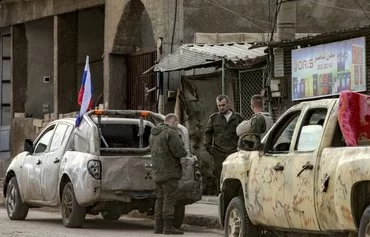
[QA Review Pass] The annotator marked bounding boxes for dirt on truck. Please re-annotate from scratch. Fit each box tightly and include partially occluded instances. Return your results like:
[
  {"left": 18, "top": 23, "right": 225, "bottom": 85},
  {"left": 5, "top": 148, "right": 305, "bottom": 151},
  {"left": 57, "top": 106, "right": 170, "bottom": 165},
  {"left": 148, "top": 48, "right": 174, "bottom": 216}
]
[{"left": 219, "top": 91, "right": 370, "bottom": 237}]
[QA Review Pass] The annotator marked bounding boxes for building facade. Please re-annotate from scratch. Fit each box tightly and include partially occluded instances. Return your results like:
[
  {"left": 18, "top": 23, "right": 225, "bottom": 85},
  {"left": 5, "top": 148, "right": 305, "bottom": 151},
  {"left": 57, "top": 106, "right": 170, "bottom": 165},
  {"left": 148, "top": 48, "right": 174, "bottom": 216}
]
[{"left": 0, "top": 0, "right": 184, "bottom": 156}]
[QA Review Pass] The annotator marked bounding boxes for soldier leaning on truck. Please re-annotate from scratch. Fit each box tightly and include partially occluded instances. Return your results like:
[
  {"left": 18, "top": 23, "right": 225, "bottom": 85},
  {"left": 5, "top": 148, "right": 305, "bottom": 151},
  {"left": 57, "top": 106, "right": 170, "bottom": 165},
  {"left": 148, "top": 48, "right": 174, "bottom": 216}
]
[
  {"left": 204, "top": 95, "right": 244, "bottom": 193},
  {"left": 149, "top": 113, "right": 188, "bottom": 235}
]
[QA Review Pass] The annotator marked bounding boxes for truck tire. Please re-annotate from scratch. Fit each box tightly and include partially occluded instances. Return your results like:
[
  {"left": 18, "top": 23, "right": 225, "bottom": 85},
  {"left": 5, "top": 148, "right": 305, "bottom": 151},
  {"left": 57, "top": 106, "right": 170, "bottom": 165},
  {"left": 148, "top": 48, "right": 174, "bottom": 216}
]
[
  {"left": 61, "top": 182, "right": 86, "bottom": 228},
  {"left": 173, "top": 204, "right": 185, "bottom": 228},
  {"left": 5, "top": 177, "right": 29, "bottom": 220},
  {"left": 359, "top": 205, "right": 370, "bottom": 236},
  {"left": 100, "top": 210, "right": 121, "bottom": 221},
  {"left": 224, "top": 196, "right": 258, "bottom": 237}
]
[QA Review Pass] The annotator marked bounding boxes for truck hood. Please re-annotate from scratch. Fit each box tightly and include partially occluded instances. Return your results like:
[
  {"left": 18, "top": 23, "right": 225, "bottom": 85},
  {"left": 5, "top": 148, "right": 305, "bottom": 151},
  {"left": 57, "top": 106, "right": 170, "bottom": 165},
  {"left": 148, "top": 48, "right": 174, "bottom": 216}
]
[{"left": 221, "top": 150, "right": 253, "bottom": 186}]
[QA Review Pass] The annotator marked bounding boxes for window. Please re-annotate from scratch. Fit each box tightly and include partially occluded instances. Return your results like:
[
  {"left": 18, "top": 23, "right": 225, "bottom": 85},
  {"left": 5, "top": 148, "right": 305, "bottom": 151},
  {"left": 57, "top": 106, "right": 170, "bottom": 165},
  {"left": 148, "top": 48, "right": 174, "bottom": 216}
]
[
  {"left": 331, "top": 122, "right": 345, "bottom": 147},
  {"left": 34, "top": 126, "right": 55, "bottom": 154},
  {"left": 49, "top": 124, "right": 72, "bottom": 152},
  {"left": 266, "top": 111, "right": 300, "bottom": 153},
  {"left": 1, "top": 34, "right": 11, "bottom": 126},
  {"left": 296, "top": 108, "right": 327, "bottom": 152},
  {"left": 100, "top": 124, "right": 152, "bottom": 148}
]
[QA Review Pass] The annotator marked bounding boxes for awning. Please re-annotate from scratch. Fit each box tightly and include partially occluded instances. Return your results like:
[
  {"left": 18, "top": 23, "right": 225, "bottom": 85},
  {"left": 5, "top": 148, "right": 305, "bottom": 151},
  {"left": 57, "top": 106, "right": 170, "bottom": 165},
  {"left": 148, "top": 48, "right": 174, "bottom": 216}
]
[{"left": 154, "top": 42, "right": 267, "bottom": 72}]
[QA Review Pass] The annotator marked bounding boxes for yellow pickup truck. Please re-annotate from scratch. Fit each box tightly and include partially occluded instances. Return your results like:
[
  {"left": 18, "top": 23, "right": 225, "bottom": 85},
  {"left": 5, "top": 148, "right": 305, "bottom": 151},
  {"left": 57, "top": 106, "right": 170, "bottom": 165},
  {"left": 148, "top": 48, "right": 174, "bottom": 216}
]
[{"left": 219, "top": 98, "right": 370, "bottom": 237}]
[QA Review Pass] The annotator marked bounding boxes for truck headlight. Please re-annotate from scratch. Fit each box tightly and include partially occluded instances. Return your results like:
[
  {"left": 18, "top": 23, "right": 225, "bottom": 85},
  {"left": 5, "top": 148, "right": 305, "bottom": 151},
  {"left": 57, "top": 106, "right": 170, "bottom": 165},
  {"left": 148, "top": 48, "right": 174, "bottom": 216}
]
[{"left": 87, "top": 160, "right": 101, "bottom": 180}]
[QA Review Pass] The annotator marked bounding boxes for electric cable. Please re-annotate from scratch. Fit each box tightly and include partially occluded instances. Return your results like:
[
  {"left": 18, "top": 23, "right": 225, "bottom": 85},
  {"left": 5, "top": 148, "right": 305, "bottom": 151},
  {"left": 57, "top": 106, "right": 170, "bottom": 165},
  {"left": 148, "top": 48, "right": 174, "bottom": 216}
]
[
  {"left": 207, "top": 0, "right": 268, "bottom": 31},
  {"left": 354, "top": 0, "right": 370, "bottom": 20},
  {"left": 306, "top": 0, "right": 370, "bottom": 13}
]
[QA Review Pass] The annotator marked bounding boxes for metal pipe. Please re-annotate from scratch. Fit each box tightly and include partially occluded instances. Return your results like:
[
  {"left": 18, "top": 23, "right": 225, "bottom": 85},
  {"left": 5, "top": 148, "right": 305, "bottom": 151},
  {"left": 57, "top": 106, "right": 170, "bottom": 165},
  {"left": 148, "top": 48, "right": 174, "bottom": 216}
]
[
  {"left": 222, "top": 57, "right": 225, "bottom": 95},
  {"left": 158, "top": 72, "right": 164, "bottom": 114}
]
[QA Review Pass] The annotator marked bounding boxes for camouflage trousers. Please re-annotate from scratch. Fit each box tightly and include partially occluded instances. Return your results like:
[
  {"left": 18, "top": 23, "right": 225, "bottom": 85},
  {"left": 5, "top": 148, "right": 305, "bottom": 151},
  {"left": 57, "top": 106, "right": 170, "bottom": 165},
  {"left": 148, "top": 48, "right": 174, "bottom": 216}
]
[{"left": 154, "top": 179, "right": 179, "bottom": 220}]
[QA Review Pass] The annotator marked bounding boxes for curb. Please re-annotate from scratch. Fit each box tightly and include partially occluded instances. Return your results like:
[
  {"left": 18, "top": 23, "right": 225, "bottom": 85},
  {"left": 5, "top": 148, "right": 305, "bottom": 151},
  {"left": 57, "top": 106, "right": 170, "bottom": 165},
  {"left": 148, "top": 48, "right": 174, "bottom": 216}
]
[
  {"left": 199, "top": 195, "right": 218, "bottom": 205},
  {"left": 183, "top": 214, "right": 222, "bottom": 229},
  {"left": 129, "top": 211, "right": 222, "bottom": 229}
]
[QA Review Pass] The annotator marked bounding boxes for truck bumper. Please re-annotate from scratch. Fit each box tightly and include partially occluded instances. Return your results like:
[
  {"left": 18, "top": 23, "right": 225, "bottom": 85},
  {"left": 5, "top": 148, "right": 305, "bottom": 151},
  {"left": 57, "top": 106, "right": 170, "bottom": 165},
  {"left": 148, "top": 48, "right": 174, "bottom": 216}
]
[{"left": 218, "top": 192, "right": 225, "bottom": 228}]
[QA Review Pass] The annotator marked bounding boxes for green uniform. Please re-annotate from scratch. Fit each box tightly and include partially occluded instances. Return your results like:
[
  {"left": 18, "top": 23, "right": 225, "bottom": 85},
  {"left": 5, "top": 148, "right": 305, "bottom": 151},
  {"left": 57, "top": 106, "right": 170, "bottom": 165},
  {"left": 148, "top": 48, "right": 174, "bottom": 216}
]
[
  {"left": 237, "top": 112, "right": 274, "bottom": 149},
  {"left": 149, "top": 123, "right": 187, "bottom": 221},
  {"left": 203, "top": 111, "right": 244, "bottom": 192},
  {"left": 204, "top": 112, "right": 244, "bottom": 154}
]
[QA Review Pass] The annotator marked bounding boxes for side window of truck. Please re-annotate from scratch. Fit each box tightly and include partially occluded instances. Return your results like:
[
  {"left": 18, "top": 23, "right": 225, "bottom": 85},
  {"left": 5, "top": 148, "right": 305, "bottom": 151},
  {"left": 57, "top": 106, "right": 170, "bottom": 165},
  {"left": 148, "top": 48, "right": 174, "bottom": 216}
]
[
  {"left": 34, "top": 125, "right": 56, "bottom": 154},
  {"left": 266, "top": 111, "right": 301, "bottom": 153},
  {"left": 331, "top": 122, "right": 345, "bottom": 147},
  {"left": 49, "top": 124, "right": 72, "bottom": 152},
  {"left": 295, "top": 108, "right": 327, "bottom": 152}
]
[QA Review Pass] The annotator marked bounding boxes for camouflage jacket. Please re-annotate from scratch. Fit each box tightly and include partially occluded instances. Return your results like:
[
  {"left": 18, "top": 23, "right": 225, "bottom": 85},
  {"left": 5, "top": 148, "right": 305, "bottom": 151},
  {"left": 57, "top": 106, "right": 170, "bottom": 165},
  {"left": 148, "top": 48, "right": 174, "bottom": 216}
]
[
  {"left": 203, "top": 111, "right": 244, "bottom": 154},
  {"left": 249, "top": 112, "right": 273, "bottom": 138},
  {"left": 149, "top": 123, "right": 188, "bottom": 183},
  {"left": 237, "top": 112, "right": 274, "bottom": 139}
]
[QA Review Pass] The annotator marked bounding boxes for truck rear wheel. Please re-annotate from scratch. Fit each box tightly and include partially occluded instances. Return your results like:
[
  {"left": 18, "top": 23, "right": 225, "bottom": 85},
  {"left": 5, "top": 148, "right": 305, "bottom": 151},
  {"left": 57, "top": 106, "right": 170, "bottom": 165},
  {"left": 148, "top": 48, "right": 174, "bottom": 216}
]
[
  {"left": 224, "top": 196, "right": 258, "bottom": 237},
  {"left": 61, "top": 182, "right": 86, "bottom": 228},
  {"left": 359, "top": 205, "right": 370, "bottom": 236}
]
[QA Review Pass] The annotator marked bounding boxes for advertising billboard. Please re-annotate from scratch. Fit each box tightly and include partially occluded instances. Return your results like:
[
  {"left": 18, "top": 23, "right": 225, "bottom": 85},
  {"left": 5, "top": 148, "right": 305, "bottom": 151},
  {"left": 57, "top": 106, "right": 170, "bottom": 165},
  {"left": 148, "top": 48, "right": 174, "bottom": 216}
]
[{"left": 291, "top": 37, "right": 366, "bottom": 101}]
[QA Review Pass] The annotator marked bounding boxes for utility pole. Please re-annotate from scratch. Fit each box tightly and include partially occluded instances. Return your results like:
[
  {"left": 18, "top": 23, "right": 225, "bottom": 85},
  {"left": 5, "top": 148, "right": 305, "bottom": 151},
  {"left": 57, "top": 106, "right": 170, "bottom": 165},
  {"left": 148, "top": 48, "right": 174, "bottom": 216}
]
[{"left": 277, "top": 0, "right": 297, "bottom": 41}]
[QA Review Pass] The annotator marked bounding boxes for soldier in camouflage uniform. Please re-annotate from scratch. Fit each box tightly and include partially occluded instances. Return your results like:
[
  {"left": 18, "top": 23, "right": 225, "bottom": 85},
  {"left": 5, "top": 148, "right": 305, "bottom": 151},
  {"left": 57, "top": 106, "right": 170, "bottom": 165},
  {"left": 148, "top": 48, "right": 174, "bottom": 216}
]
[
  {"left": 236, "top": 94, "right": 274, "bottom": 143},
  {"left": 204, "top": 95, "right": 244, "bottom": 193},
  {"left": 149, "top": 113, "right": 187, "bottom": 235}
]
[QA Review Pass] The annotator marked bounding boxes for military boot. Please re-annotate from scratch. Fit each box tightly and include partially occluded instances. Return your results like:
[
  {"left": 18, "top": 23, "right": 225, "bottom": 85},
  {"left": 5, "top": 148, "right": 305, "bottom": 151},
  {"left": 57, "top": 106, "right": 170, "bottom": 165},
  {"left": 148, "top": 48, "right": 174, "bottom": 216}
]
[
  {"left": 163, "top": 219, "right": 183, "bottom": 235},
  {"left": 154, "top": 219, "right": 164, "bottom": 234}
]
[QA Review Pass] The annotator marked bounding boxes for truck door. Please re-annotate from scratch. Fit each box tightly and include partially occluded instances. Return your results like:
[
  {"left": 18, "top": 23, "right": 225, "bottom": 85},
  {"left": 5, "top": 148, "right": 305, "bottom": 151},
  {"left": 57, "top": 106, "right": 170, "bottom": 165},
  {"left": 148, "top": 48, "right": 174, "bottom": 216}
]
[
  {"left": 41, "top": 123, "right": 73, "bottom": 202},
  {"left": 21, "top": 125, "right": 56, "bottom": 202},
  {"left": 283, "top": 108, "right": 328, "bottom": 231},
  {"left": 248, "top": 111, "right": 300, "bottom": 228}
]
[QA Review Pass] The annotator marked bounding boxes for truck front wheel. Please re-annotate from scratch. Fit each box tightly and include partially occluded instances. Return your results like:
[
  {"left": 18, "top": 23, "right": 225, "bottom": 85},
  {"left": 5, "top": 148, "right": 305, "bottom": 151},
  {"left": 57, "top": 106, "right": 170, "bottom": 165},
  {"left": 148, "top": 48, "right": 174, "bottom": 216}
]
[
  {"left": 5, "top": 177, "right": 29, "bottom": 220},
  {"left": 359, "top": 205, "right": 370, "bottom": 236},
  {"left": 224, "top": 196, "right": 258, "bottom": 237}
]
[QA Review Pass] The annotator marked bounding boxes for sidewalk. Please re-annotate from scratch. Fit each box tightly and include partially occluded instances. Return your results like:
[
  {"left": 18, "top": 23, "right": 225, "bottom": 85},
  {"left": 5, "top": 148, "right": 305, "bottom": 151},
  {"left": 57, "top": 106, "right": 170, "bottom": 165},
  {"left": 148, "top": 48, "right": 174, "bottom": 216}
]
[{"left": 184, "top": 195, "right": 221, "bottom": 229}]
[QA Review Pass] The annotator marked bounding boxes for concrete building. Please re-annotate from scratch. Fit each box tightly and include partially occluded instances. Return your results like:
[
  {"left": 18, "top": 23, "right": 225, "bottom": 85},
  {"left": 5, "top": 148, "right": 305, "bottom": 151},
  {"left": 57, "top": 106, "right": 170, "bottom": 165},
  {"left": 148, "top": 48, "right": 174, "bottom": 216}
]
[{"left": 0, "top": 0, "right": 184, "bottom": 157}]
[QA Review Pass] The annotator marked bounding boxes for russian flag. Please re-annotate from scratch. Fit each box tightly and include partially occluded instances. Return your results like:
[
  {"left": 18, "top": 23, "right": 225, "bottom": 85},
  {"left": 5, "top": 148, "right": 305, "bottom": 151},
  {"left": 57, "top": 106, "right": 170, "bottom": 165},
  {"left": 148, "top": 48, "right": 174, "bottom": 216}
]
[{"left": 76, "top": 55, "right": 93, "bottom": 127}]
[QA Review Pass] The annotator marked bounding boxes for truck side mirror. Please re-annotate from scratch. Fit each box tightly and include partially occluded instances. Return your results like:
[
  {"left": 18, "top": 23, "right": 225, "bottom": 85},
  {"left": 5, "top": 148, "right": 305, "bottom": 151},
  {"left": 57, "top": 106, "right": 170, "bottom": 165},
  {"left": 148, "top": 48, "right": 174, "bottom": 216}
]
[
  {"left": 24, "top": 139, "right": 34, "bottom": 153},
  {"left": 238, "top": 133, "right": 262, "bottom": 151}
]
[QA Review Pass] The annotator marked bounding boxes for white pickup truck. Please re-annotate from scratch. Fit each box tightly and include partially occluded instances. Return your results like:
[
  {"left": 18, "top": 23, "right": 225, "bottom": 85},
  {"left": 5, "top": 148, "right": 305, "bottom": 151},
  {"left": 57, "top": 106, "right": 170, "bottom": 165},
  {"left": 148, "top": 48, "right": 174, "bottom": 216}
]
[
  {"left": 3, "top": 110, "right": 202, "bottom": 228},
  {"left": 219, "top": 98, "right": 370, "bottom": 237}
]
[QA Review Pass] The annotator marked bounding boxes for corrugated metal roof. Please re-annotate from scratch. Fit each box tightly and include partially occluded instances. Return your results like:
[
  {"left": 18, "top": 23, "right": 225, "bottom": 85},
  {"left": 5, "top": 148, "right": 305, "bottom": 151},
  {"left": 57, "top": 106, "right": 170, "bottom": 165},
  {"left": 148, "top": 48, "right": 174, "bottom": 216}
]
[{"left": 154, "top": 42, "right": 267, "bottom": 72}]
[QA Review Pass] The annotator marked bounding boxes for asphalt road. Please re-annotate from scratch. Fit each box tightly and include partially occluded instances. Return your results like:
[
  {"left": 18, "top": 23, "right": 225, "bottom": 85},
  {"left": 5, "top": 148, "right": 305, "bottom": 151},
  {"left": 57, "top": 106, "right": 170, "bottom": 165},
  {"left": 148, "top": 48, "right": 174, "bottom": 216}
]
[{"left": 0, "top": 208, "right": 223, "bottom": 237}]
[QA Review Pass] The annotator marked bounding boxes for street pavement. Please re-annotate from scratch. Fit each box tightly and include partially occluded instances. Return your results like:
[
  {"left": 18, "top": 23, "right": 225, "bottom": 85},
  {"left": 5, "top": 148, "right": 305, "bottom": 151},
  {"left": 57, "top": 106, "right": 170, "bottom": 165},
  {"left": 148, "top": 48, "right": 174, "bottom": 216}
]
[
  {"left": 0, "top": 194, "right": 222, "bottom": 230},
  {"left": 0, "top": 207, "right": 223, "bottom": 237}
]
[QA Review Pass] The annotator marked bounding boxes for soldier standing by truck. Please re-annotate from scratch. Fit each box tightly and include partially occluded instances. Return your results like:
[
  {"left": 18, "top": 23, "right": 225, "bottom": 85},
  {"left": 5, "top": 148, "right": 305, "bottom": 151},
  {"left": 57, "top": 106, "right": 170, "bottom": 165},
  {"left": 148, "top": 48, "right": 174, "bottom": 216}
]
[
  {"left": 236, "top": 94, "right": 274, "bottom": 139},
  {"left": 149, "top": 113, "right": 188, "bottom": 235},
  {"left": 204, "top": 95, "right": 244, "bottom": 193}
]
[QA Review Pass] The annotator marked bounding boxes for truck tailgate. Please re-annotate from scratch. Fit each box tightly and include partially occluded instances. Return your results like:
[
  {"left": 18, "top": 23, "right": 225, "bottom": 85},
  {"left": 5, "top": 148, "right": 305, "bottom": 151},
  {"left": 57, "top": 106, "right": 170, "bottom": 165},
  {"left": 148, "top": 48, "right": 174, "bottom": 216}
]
[{"left": 100, "top": 155, "right": 155, "bottom": 191}]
